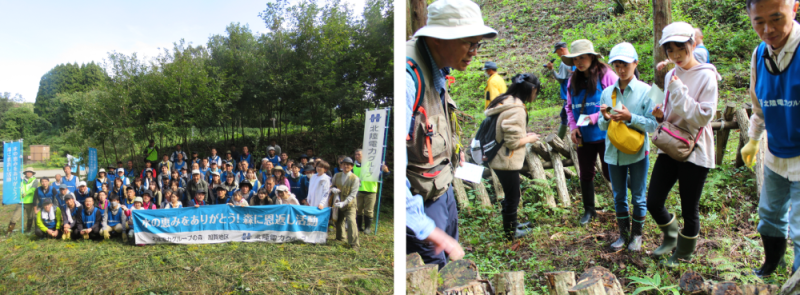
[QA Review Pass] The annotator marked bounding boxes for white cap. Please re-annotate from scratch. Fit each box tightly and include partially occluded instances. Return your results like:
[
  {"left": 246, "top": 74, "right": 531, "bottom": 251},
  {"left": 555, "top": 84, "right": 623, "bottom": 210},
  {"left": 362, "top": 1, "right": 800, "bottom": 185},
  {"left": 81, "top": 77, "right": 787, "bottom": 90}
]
[
  {"left": 608, "top": 42, "right": 638, "bottom": 64},
  {"left": 276, "top": 185, "right": 290, "bottom": 192},
  {"left": 659, "top": 22, "right": 695, "bottom": 46},
  {"left": 117, "top": 168, "right": 125, "bottom": 174},
  {"left": 192, "top": 169, "right": 201, "bottom": 175},
  {"left": 78, "top": 181, "right": 87, "bottom": 187},
  {"left": 413, "top": 0, "right": 497, "bottom": 40}
]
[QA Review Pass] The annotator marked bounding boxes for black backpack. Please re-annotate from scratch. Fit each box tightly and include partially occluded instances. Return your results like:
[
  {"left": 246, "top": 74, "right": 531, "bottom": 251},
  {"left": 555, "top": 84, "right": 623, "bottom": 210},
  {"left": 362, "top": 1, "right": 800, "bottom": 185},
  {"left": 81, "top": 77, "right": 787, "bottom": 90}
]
[{"left": 471, "top": 114, "right": 504, "bottom": 166}]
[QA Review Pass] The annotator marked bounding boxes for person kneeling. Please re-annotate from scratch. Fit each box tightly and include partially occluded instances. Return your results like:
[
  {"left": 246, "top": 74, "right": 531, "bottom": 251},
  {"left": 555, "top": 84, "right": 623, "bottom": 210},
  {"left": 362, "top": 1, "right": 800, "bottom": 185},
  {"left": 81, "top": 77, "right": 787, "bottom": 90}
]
[
  {"left": 75, "top": 197, "right": 103, "bottom": 240},
  {"left": 101, "top": 195, "right": 129, "bottom": 243},
  {"left": 35, "top": 199, "right": 61, "bottom": 239},
  {"left": 276, "top": 185, "right": 299, "bottom": 205}
]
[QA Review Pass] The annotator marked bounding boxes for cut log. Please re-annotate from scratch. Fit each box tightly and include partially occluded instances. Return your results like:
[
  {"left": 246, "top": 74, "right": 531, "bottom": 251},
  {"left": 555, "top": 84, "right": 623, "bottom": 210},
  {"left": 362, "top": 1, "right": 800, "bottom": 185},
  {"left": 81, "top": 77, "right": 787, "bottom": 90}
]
[
  {"left": 442, "top": 281, "right": 485, "bottom": 295},
  {"left": 545, "top": 171, "right": 554, "bottom": 179},
  {"left": 530, "top": 141, "right": 552, "bottom": 161},
  {"left": 577, "top": 266, "right": 623, "bottom": 295},
  {"left": 526, "top": 144, "right": 556, "bottom": 207},
  {"left": 568, "top": 278, "right": 607, "bottom": 295},
  {"left": 546, "top": 134, "right": 572, "bottom": 158},
  {"left": 715, "top": 102, "right": 738, "bottom": 165},
  {"left": 756, "top": 138, "right": 767, "bottom": 198},
  {"left": 741, "top": 284, "right": 779, "bottom": 295},
  {"left": 452, "top": 178, "right": 470, "bottom": 209},
  {"left": 406, "top": 253, "right": 425, "bottom": 269},
  {"left": 708, "top": 282, "right": 743, "bottom": 295},
  {"left": 545, "top": 271, "right": 576, "bottom": 295},
  {"left": 595, "top": 156, "right": 613, "bottom": 193},
  {"left": 438, "top": 260, "right": 480, "bottom": 293},
  {"left": 465, "top": 180, "right": 492, "bottom": 208},
  {"left": 709, "top": 121, "right": 739, "bottom": 130},
  {"left": 563, "top": 168, "right": 577, "bottom": 179},
  {"left": 490, "top": 168, "right": 505, "bottom": 202},
  {"left": 734, "top": 108, "right": 751, "bottom": 168},
  {"left": 547, "top": 142, "right": 571, "bottom": 206},
  {"left": 406, "top": 264, "right": 438, "bottom": 295},
  {"left": 679, "top": 271, "right": 707, "bottom": 294},
  {"left": 566, "top": 138, "right": 581, "bottom": 179},
  {"left": 493, "top": 271, "right": 525, "bottom": 295},
  {"left": 781, "top": 266, "right": 800, "bottom": 295}
]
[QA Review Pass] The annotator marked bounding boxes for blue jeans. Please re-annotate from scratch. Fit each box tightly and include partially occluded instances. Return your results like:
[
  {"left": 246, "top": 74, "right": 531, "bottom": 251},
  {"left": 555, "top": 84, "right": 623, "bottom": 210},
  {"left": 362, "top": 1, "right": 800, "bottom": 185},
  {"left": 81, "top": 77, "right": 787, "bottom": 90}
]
[
  {"left": 406, "top": 185, "right": 459, "bottom": 269},
  {"left": 757, "top": 165, "right": 800, "bottom": 272},
  {"left": 609, "top": 157, "right": 649, "bottom": 218}
]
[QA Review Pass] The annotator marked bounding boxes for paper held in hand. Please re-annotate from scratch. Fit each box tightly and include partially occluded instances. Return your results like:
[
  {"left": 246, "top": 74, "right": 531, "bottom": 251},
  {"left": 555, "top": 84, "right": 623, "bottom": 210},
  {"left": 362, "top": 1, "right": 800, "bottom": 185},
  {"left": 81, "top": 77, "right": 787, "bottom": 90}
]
[
  {"left": 647, "top": 84, "right": 665, "bottom": 105},
  {"left": 577, "top": 114, "right": 592, "bottom": 127},
  {"left": 454, "top": 162, "right": 485, "bottom": 184}
]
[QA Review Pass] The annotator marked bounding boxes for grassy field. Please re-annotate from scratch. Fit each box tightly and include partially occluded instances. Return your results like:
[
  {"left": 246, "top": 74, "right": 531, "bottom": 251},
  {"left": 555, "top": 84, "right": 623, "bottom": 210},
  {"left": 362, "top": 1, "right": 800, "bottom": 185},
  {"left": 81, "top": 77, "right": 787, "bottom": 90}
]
[{"left": 0, "top": 186, "right": 394, "bottom": 294}]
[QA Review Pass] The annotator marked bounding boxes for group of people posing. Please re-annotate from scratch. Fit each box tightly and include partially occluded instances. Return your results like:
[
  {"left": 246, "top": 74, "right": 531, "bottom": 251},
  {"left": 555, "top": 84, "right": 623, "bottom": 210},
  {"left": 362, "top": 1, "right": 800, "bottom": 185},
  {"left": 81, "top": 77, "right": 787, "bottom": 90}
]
[
  {"left": 10, "top": 141, "right": 390, "bottom": 249},
  {"left": 407, "top": 0, "right": 800, "bottom": 279}
]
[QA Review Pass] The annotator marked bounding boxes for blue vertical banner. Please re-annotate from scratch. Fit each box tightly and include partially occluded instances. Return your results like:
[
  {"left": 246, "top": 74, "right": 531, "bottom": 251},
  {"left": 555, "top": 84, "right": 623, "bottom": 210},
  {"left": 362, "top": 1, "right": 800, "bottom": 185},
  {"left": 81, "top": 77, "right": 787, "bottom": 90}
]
[
  {"left": 87, "top": 148, "right": 98, "bottom": 182},
  {"left": 3, "top": 141, "right": 23, "bottom": 205}
]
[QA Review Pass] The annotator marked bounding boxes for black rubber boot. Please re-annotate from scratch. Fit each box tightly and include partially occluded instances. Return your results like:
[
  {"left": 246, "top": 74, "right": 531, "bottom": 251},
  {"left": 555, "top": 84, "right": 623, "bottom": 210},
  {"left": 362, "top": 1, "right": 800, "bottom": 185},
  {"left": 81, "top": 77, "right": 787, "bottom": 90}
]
[
  {"left": 356, "top": 215, "right": 364, "bottom": 232},
  {"left": 580, "top": 180, "right": 596, "bottom": 225},
  {"left": 754, "top": 235, "right": 787, "bottom": 277},
  {"left": 502, "top": 212, "right": 532, "bottom": 241},
  {"left": 610, "top": 213, "right": 630, "bottom": 251},
  {"left": 364, "top": 217, "right": 373, "bottom": 235},
  {"left": 628, "top": 216, "right": 645, "bottom": 252}
]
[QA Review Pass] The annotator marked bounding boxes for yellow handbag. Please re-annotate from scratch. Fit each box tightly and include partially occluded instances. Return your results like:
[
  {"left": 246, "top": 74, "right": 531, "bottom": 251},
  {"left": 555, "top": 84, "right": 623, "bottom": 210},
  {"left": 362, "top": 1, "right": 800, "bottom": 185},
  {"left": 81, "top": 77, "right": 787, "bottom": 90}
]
[{"left": 608, "top": 90, "right": 645, "bottom": 154}]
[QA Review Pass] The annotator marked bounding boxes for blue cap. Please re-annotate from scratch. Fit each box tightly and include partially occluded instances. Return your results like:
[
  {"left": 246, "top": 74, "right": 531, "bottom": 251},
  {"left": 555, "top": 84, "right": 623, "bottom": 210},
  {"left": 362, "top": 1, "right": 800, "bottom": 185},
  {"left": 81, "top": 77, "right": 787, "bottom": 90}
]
[
  {"left": 608, "top": 42, "right": 638, "bottom": 64},
  {"left": 480, "top": 61, "right": 498, "bottom": 71}
]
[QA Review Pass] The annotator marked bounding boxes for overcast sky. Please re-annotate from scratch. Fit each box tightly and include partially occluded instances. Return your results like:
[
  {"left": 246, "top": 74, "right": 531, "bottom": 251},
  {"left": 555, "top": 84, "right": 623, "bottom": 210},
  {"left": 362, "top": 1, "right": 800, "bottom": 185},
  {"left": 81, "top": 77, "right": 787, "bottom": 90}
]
[{"left": 0, "top": 0, "right": 367, "bottom": 103}]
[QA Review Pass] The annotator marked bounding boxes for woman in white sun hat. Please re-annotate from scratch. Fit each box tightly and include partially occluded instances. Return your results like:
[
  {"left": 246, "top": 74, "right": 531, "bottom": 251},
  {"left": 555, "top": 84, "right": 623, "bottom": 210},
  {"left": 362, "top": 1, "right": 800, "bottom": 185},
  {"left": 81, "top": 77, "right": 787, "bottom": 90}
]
[
  {"left": 562, "top": 39, "right": 618, "bottom": 226},
  {"left": 406, "top": 0, "right": 496, "bottom": 268},
  {"left": 597, "top": 42, "right": 657, "bottom": 252},
  {"left": 646, "top": 21, "right": 720, "bottom": 268}
]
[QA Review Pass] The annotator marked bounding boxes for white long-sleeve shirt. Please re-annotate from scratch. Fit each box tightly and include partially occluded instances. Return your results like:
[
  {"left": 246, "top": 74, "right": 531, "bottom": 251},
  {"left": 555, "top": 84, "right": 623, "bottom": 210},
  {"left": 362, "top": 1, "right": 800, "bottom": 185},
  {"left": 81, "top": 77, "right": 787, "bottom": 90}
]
[
  {"left": 307, "top": 173, "right": 331, "bottom": 208},
  {"left": 749, "top": 21, "right": 800, "bottom": 181}
]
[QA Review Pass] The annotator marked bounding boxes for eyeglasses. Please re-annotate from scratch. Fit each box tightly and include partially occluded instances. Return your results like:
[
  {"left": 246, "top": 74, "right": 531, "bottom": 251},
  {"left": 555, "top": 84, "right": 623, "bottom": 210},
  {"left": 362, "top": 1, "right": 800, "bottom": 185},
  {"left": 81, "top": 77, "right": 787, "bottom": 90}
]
[{"left": 461, "top": 39, "right": 485, "bottom": 52}]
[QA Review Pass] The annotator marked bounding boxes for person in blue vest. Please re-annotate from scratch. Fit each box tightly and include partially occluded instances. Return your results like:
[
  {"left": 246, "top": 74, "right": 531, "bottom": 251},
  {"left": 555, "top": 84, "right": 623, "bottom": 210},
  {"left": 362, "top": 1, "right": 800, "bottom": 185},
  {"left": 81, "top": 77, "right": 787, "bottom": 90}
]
[
  {"left": 106, "top": 165, "right": 117, "bottom": 185},
  {"left": 207, "top": 161, "right": 222, "bottom": 183},
  {"left": 157, "top": 154, "right": 172, "bottom": 173},
  {"left": 60, "top": 193, "right": 80, "bottom": 240},
  {"left": 190, "top": 151, "right": 201, "bottom": 167},
  {"left": 34, "top": 198, "right": 61, "bottom": 239},
  {"left": 62, "top": 164, "right": 79, "bottom": 194},
  {"left": 258, "top": 160, "right": 273, "bottom": 185},
  {"left": 305, "top": 148, "right": 317, "bottom": 163},
  {"left": 110, "top": 178, "right": 126, "bottom": 201},
  {"left": 125, "top": 197, "right": 144, "bottom": 241},
  {"left": 298, "top": 155, "right": 310, "bottom": 173},
  {"left": 115, "top": 168, "right": 130, "bottom": 188},
  {"left": 190, "top": 191, "right": 208, "bottom": 207},
  {"left": 75, "top": 196, "right": 103, "bottom": 240},
  {"left": 265, "top": 147, "right": 281, "bottom": 167},
  {"left": 288, "top": 163, "right": 309, "bottom": 205},
  {"left": 547, "top": 41, "right": 576, "bottom": 139},
  {"left": 563, "top": 39, "right": 617, "bottom": 225},
  {"left": 208, "top": 148, "right": 222, "bottom": 167},
  {"left": 743, "top": 0, "right": 800, "bottom": 277},
  {"left": 280, "top": 152, "right": 290, "bottom": 168},
  {"left": 222, "top": 162, "right": 236, "bottom": 183},
  {"left": 122, "top": 187, "right": 138, "bottom": 209},
  {"left": 173, "top": 152, "right": 187, "bottom": 173},
  {"left": 34, "top": 177, "right": 57, "bottom": 210},
  {"left": 237, "top": 181, "right": 256, "bottom": 203},
  {"left": 125, "top": 160, "right": 137, "bottom": 181},
  {"left": 240, "top": 146, "right": 254, "bottom": 169},
  {"left": 55, "top": 184, "right": 76, "bottom": 209},
  {"left": 74, "top": 181, "right": 93, "bottom": 205},
  {"left": 95, "top": 168, "right": 110, "bottom": 194},
  {"left": 170, "top": 144, "right": 188, "bottom": 163},
  {"left": 101, "top": 194, "right": 129, "bottom": 243},
  {"left": 199, "top": 158, "right": 211, "bottom": 179},
  {"left": 259, "top": 176, "right": 278, "bottom": 201},
  {"left": 224, "top": 151, "right": 237, "bottom": 171},
  {"left": 236, "top": 162, "right": 249, "bottom": 184},
  {"left": 213, "top": 186, "right": 231, "bottom": 205}
]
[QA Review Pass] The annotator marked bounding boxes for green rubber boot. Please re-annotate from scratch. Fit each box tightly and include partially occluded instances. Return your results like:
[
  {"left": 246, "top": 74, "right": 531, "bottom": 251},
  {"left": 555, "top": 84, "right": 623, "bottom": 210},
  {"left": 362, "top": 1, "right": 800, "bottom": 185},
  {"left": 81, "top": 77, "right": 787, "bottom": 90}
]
[
  {"left": 557, "top": 124, "right": 568, "bottom": 139},
  {"left": 665, "top": 232, "right": 698, "bottom": 268},
  {"left": 652, "top": 214, "right": 679, "bottom": 257}
]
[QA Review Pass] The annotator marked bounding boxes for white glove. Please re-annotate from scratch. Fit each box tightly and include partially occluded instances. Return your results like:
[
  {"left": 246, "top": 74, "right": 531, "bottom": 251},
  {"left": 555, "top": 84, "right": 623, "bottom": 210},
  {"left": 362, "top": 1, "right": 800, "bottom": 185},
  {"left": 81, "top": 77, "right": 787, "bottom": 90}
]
[
  {"left": 334, "top": 202, "right": 345, "bottom": 208},
  {"left": 331, "top": 188, "right": 341, "bottom": 194}
]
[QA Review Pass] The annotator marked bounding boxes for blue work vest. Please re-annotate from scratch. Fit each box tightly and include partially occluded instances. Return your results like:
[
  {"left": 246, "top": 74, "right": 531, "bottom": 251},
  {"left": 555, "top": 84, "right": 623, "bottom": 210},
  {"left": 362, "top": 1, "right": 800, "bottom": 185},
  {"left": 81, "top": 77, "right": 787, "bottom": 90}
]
[
  {"left": 63, "top": 175, "right": 78, "bottom": 194},
  {"left": 755, "top": 42, "right": 800, "bottom": 158},
  {"left": 107, "top": 208, "right": 123, "bottom": 227},
  {"left": 571, "top": 81, "right": 607, "bottom": 143},
  {"left": 81, "top": 208, "right": 98, "bottom": 229},
  {"left": 37, "top": 186, "right": 57, "bottom": 207}
]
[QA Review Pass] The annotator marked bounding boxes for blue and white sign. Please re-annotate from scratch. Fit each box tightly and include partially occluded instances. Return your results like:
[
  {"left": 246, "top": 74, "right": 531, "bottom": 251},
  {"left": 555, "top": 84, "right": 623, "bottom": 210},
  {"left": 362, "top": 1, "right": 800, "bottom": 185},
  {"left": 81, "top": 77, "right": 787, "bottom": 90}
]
[
  {"left": 132, "top": 205, "right": 331, "bottom": 245},
  {"left": 360, "top": 109, "right": 388, "bottom": 182},
  {"left": 87, "top": 148, "right": 98, "bottom": 182},
  {"left": 3, "top": 141, "right": 23, "bottom": 205}
]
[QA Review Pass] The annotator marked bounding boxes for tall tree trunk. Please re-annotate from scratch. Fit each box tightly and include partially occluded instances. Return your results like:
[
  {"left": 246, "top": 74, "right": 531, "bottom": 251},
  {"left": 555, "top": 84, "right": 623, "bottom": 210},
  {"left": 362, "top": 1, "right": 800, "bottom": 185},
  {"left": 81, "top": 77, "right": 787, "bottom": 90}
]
[
  {"left": 653, "top": 0, "right": 672, "bottom": 90},
  {"left": 101, "top": 137, "right": 109, "bottom": 168},
  {"left": 408, "top": 0, "right": 428, "bottom": 40}
]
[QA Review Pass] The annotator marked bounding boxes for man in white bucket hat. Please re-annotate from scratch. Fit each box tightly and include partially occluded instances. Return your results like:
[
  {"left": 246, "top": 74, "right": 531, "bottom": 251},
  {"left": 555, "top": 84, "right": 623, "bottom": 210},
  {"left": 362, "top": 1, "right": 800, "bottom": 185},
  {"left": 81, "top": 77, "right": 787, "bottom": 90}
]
[
  {"left": 406, "top": 0, "right": 496, "bottom": 268},
  {"left": 6, "top": 167, "right": 39, "bottom": 235}
]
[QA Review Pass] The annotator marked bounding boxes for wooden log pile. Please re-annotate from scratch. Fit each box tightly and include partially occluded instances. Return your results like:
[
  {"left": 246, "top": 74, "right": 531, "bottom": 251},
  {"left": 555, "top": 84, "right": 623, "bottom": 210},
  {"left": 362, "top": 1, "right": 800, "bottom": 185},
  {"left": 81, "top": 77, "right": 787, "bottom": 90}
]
[{"left": 406, "top": 254, "right": 526, "bottom": 294}]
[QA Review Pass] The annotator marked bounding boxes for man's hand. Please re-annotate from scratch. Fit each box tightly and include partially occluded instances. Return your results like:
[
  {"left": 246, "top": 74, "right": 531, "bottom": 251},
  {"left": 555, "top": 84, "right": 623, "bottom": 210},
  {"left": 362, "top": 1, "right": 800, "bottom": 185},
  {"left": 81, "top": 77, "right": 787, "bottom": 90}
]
[
  {"left": 425, "top": 228, "right": 465, "bottom": 261},
  {"left": 460, "top": 151, "right": 465, "bottom": 166},
  {"left": 652, "top": 104, "right": 664, "bottom": 119},
  {"left": 334, "top": 202, "right": 345, "bottom": 208},
  {"left": 317, "top": 204, "right": 324, "bottom": 210},
  {"left": 570, "top": 128, "right": 582, "bottom": 145},
  {"left": 381, "top": 164, "right": 389, "bottom": 173},
  {"left": 610, "top": 105, "right": 632, "bottom": 122},
  {"left": 330, "top": 187, "right": 341, "bottom": 195},
  {"left": 656, "top": 60, "right": 671, "bottom": 71},
  {"left": 546, "top": 62, "right": 554, "bottom": 70}
]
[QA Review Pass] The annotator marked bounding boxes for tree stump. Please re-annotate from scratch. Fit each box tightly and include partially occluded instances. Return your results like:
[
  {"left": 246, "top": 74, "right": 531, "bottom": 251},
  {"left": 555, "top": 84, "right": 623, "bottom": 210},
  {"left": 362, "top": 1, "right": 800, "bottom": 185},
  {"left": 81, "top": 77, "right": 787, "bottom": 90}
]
[
  {"left": 708, "top": 282, "right": 743, "bottom": 295},
  {"left": 438, "top": 259, "right": 480, "bottom": 293},
  {"left": 568, "top": 278, "right": 607, "bottom": 295},
  {"left": 493, "top": 271, "right": 525, "bottom": 295},
  {"left": 545, "top": 271, "right": 576, "bottom": 295},
  {"left": 465, "top": 180, "right": 492, "bottom": 208},
  {"left": 453, "top": 178, "right": 470, "bottom": 209},
  {"left": 442, "top": 281, "right": 485, "bottom": 295},
  {"left": 547, "top": 141, "right": 571, "bottom": 206},
  {"left": 679, "top": 270, "right": 707, "bottom": 294},
  {"left": 715, "top": 102, "right": 737, "bottom": 165},
  {"left": 406, "top": 264, "right": 439, "bottom": 295},
  {"left": 577, "top": 266, "right": 623, "bottom": 295},
  {"left": 741, "top": 284, "right": 779, "bottom": 295},
  {"left": 406, "top": 252, "right": 424, "bottom": 269},
  {"left": 490, "top": 168, "right": 505, "bottom": 202},
  {"left": 526, "top": 144, "right": 556, "bottom": 207}
]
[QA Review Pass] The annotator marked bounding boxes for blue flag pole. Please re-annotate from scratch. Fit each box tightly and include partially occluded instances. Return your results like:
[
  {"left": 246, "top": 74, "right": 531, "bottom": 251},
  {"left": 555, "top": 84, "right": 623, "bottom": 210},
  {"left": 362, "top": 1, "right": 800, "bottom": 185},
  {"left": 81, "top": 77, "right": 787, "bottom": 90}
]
[
  {"left": 19, "top": 139, "right": 24, "bottom": 234},
  {"left": 373, "top": 107, "right": 391, "bottom": 234}
]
